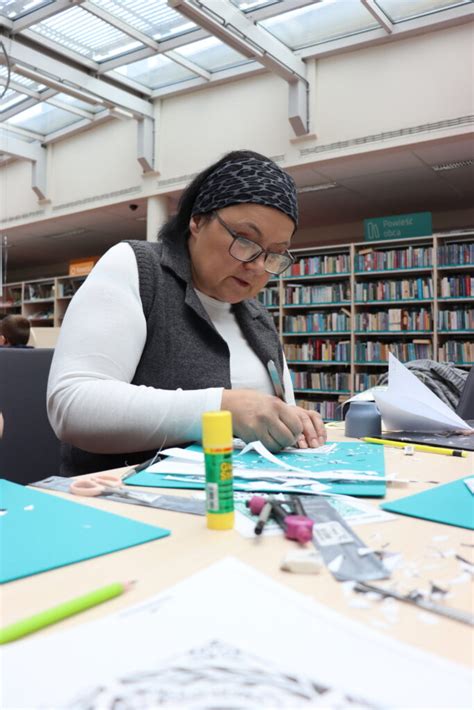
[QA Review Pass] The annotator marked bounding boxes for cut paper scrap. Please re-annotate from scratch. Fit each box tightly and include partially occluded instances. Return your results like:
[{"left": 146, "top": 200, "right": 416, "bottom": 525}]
[
  {"left": 381, "top": 476, "right": 474, "bottom": 530},
  {"left": 373, "top": 353, "right": 473, "bottom": 433},
  {"left": 0, "top": 479, "right": 170, "bottom": 584},
  {"left": 127, "top": 441, "right": 386, "bottom": 497}
]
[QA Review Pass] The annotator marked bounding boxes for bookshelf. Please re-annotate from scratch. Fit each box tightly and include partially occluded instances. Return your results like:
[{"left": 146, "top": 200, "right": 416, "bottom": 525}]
[
  {"left": 258, "top": 230, "right": 474, "bottom": 420},
  {"left": 0, "top": 275, "right": 86, "bottom": 327}
]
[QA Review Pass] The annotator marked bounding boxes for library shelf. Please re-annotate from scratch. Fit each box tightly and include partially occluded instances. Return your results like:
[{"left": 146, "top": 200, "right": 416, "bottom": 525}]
[
  {"left": 257, "top": 230, "right": 474, "bottom": 420},
  {"left": 282, "top": 331, "right": 351, "bottom": 336},
  {"left": 1, "top": 274, "right": 87, "bottom": 327}
]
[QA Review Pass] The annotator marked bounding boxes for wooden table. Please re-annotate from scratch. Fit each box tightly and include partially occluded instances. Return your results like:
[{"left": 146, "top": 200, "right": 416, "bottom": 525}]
[{"left": 2, "top": 426, "right": 473, "bottom": 669}]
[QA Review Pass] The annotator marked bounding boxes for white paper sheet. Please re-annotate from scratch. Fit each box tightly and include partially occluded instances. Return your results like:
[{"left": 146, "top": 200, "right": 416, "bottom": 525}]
[
  {"left": 2, "top": 558, "right": 470, "bottom": 709},
  {"left": 373, "top": 353, "right": 473, "bottom": 433}
]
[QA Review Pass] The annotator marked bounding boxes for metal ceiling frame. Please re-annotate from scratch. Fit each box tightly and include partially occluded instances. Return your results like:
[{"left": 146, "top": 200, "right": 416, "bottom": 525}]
[
  {"left": 168, "top": 0, "right": 309, "bottom": 135},
  {"left": 0, "top": 0, "right": 472, "bottom": 185}
]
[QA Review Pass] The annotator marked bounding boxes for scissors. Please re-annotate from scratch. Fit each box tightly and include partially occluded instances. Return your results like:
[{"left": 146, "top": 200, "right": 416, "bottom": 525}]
[{"left": 69, "top": 472, "right": 147, "bottom": 502}]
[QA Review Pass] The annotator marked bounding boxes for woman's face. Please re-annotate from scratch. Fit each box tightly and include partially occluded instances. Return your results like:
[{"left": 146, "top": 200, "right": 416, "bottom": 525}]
[{"left": 188, "top": 203, "right": 294, "bottom": 303}]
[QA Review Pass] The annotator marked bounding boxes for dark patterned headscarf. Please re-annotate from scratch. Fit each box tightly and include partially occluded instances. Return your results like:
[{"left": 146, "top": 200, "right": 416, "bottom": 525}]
[{"left": 191, "top": 155, "right": 298, "bottom": 227}]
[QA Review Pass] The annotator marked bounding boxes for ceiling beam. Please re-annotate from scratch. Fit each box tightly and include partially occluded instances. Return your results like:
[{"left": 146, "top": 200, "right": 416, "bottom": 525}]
[
  {"left": 168, "top": 0, "right": 308, "bottom": 135},
  {"left": 297, "top": 4, "right": 474, "bottom": 60},
  {"left": 21, "top": 27, "right": 100, "bottom": 72},
  {"left": 31, "top": 147, "right": 47, "bottom": 200},
  {"left": 11, "top": 0, "right": 85, "bottom": 33},
  {"left": 137, "top": 117, "right": 155, "bottom": 173},
  {"left": 1, "top": 37, "right": 154, "bottom": 117},
  {"left": 0, "top": 77, "right": 39, "bottom": 99},
  {"left": 82, "top": 0, "right": 208, "bottom": 80},
  {"left": 98, "top": 0, "right": 315, "bottom": 74},
  {"left": 361, "top": 0, "right": 393, "bottom": 33},
  {"left": 150, "top": 60, "right": 264, "bottom": 98},
  {"left": 0, "top": 123, "right": 44, "bottom": 141},
  {"left": 0, "top": 88, "right": 57, "bottom": 121},
  {"left": 0, "top": 133, "right": 43, "bottom": 162},
  {"left": 81, "top": 0, "right": 159, "bottom": 50},
  {"left": 168, "top": 0, "right": 307, "bottom": 83}
]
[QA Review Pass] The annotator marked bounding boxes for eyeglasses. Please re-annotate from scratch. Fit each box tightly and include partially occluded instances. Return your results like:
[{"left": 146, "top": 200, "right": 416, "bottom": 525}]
[{"left": 213, "top": 212, "right": 294, "bottom": 276}]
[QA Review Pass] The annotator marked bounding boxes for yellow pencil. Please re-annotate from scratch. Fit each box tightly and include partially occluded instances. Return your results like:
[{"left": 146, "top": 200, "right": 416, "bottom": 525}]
[{"left": 362, "top": 437, "right": 467, "bottom": 458}]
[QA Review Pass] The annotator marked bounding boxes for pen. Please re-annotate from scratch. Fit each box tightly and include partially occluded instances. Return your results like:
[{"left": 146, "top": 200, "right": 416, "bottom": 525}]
[
  {"left": 267, "top": 359, "right": 286, "bottom": 402},
  {"left": 0, "top": 581, "right": 135, "bottom": 645},
  {"left": 362, "top": 437, "right": 467, "bottom": 458},
  {"left": 254, "top": 500, "right": 273, "bottom": 535}
]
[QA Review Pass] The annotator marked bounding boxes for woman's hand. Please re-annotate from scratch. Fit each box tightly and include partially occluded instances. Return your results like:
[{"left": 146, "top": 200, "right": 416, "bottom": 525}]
[
  {"left": 293, "top": 407, "right": 327, "bottom": 449},
  {"left": 221, "top": 390, "right": 326, "bottom": 452}
]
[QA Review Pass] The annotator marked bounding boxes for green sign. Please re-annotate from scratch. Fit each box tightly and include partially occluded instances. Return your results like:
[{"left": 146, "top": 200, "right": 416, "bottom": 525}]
[{"left": 364, "top": 212, "right": 432, "bottom": 241}]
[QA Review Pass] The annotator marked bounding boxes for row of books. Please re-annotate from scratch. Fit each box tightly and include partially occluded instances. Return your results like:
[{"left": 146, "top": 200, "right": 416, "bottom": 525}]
[
  {"left": 26, "top": 309, "right": 54, "bottom": 320},
  {"left": 439, "top": 276, "right": 473, "bottom": 298},
  {"left": 355, "top": 308, "right": 432, "bottom": 331},
  {"left": 438, "top": 308, "right": 474, "bottom": 330},
  {"left": 355, "top": 373, "right": 382, "bottom": 391},
  {"left": 438, "top": 243, "right": 474, "bottom": 266},
  {"left": 57, "top": 278, "right": 86, "bottom": 298},
  {"left": 284, "top": 340, "right": 350, "bottom": 362},
  {"left": 23, "top": 283, "right": 55, "bottom": 302},
  {"left": 355, "top": 246, "right": 432, "bottom": 271},
  {"left": 354, "top": 340, "right": 432, "bottom": 361},
  {"left": 295, "top": 399, "right": 343, "bottom": 421},
  {"left": 258, "top": 286, "right": 280, "bottom": 307},
  {"left": 439, "top": 341, "right": 474, "bottom": 363},
  {"left": 283, "top": 253, "right": 350, "bottom": 277},
  {"left": 355, "top": 278, "right": 433, "bottom": 302},
  {"left": 290, "top": 371, "right": 350, "bottom": 391},
  {"left": 284, "top": 283, "right": 350, "bottom": 304},
  {"left": 283, "top": 312, "right": 350, "bottom": 333}
]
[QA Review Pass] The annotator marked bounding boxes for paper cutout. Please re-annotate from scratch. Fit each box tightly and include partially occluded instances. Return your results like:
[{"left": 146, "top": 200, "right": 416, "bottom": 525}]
[{"left": 128, "top": 441, "right": 386, "bottom": 498}]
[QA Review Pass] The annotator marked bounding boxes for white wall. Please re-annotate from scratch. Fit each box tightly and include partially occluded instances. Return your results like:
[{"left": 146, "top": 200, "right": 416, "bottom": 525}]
[
  {"left": 157, "top": 72, "right": 290, "bottom": 178},
  {"left": 51, "top": 120, "right": 143, "bottom": 207},
  {"left": 313, "top": 24, "right": 474, "bottom": 144}
]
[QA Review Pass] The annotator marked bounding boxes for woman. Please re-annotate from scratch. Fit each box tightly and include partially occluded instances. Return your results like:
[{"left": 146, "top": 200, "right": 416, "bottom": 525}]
[{"left": 48, "top": 150, "right": 326, "bottom": 475}]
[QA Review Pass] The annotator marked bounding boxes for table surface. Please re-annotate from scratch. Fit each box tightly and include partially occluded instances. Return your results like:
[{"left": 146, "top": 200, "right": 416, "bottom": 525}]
[{"left": 2, "top": 426, "right": 473, "bottom": 668}]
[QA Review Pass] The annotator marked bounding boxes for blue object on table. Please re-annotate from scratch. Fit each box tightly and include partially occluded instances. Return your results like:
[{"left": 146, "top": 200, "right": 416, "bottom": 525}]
[
  {"left": 126, "top": 441, "right": 386, "bottom": 498},
  {"left": 0, "top": 479, "right": 170, "bottom": 584},
  {"left": 381, "top": 476, "right": 474, "bottom": 530}
]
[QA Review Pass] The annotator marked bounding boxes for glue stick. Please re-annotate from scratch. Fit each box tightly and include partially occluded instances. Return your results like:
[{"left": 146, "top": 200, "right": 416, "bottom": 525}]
[{"left": 202, "top": 410, "right": 234, "bottom": 530}]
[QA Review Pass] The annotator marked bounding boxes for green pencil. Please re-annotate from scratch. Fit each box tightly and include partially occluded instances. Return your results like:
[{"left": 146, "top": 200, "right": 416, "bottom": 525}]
[{"left": 0, "top": 581, "right": 134, "bottom": 645}]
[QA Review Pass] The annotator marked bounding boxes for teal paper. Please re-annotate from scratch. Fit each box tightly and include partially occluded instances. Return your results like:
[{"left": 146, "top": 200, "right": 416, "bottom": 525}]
[
  {"left": 127, "top": 441, "right": 386, "bottom": 498},
  {"left": 381, "top": 476, "right": 474, "bottom": 530},
  {"left": 0, "top": 480, "right": 170, "bottom": 583}
]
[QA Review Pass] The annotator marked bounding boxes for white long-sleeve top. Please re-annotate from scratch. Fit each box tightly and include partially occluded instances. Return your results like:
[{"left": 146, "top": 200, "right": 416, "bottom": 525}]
[{"left": 47, "top": 242, "right": 295, "bottom": 453}]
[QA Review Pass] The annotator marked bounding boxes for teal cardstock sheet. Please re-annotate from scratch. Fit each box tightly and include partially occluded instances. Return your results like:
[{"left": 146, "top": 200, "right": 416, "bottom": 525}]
[
  {"left": 381, "top": 476, "right": 474, "bottom": 530},
  {"left": 0, "top": 479, "right": 170, "bottom": 583}
]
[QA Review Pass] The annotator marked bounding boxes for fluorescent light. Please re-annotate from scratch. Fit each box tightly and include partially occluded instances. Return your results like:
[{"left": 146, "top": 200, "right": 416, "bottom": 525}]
[
  {"left": 431, "top": 160, "right": 473, "bottom": 171},
  {"left": 297, "top": 182, "right": 338, "bottom": 194}
]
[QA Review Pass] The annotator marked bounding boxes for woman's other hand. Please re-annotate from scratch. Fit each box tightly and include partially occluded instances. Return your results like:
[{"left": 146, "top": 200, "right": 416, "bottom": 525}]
[
  {"left": 293, "top": 407, "right": 326, "bottom": 449},
  {"left": 221, "top": 390, "right": 326, "bottom": 452}
]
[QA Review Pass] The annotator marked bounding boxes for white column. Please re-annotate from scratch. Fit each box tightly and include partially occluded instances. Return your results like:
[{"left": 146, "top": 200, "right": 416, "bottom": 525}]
[{"left": 146, "top": 195, "right": 168, "bottom": 242}]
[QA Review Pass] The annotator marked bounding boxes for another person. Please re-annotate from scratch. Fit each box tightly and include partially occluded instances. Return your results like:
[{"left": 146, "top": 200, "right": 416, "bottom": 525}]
[
  {"left": 0, "top": 315, "right": 31, "bottom": 347},
  {"left": 47, "top": 150, "right": 326, "bottom": 475}
]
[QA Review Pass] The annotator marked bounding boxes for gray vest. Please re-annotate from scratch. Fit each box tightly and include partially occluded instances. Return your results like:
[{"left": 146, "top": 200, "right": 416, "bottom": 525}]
[{"left": 61, "top": 235, "right": 285, "bottom": 475}]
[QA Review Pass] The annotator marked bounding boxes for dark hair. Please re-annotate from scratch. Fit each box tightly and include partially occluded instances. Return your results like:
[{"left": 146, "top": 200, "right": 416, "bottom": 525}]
[
  {"left": 0, "top": 314, "right": 31, "bottom": 346},
  {"left": 158, "top": 150, "right": 272, "bottom": 242}
]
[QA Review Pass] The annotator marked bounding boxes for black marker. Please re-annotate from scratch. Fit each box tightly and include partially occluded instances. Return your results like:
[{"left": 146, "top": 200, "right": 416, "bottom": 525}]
[{"left": 254, "top": 501, "right": 273, "bottom": 535}]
